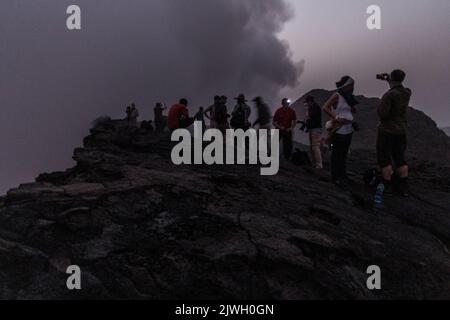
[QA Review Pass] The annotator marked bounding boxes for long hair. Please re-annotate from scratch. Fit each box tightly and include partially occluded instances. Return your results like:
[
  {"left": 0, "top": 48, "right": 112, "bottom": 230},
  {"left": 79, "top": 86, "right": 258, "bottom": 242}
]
[{"left": 336, "top": 76, "right": 358, "bottom": 107}]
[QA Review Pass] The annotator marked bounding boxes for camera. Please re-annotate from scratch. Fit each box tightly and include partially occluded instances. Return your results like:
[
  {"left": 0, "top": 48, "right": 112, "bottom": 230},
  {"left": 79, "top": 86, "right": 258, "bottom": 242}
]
[{"left": 376, "top": 73, "right": 390, "bottom": 81}]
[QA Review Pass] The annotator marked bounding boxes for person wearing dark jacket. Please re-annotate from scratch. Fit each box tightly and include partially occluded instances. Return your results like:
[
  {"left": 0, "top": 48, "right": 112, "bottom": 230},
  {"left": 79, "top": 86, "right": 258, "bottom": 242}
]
[
  {"left": 154, "top": 102, "right": 167, "bottom": 133},
  {"left": 377, "top": 69, "right": 412, "bottom": 196},
  {"left": 252, "top": 97, "right": 272, "bottom": 129},
  {"left": 231, "top": 94, "right": 251, "bottom": 130},
  {"left": 215, "top": 96, "right": 230, "bottom": 134},
  {"left": 304, "top": 95, "right": 323, "bottom": 169}
]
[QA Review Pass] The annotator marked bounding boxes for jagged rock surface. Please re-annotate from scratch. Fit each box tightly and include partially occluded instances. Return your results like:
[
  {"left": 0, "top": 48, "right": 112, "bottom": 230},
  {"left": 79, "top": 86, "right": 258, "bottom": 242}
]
[
  {"left": 0, "top": 115, "right": 449, "bottom": 299},
  {"left": 443, "top": 127, "right": 450, "bottom": 138}
]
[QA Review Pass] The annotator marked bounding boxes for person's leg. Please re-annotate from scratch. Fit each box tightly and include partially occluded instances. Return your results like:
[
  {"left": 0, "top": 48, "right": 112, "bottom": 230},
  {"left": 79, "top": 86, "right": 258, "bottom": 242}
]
[
  {"left": 279, "top": 131, "right": 290, "bottom": 160},
  {"left": 392, "top": 134, "right": 409, "bottom": 196},
  {"left": 179, "top": 117, "right": 195, "bottom": 129},
  {"left": 279, "top": 131, "right": 286, "bottom": 159},
  {"left": 310, "top": 129, "right": 323, "bottom": 169},
  {"left": 377, "top": 131, "right": 394, "bottom": 195},
  {"left": 331, "top": 134, "right": 345, "bottom": 182},
  {"left": 285, "top": 131, "right": 293, "bottom": 159},
  {"left": 341, "top": 133, "right": 353, "bottom": 179}
]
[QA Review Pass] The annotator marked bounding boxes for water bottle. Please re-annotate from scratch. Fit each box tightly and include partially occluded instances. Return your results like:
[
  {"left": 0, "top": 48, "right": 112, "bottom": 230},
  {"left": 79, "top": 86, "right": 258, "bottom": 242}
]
[{"left": 374, "top": 183, "right": 385, "bottom": 207}]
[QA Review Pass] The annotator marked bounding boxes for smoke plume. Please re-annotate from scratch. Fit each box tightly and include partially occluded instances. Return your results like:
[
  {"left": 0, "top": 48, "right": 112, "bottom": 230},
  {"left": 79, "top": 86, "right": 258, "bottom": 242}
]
[{"left": 0, "top": 0, "right": 303, "bottom": 193}]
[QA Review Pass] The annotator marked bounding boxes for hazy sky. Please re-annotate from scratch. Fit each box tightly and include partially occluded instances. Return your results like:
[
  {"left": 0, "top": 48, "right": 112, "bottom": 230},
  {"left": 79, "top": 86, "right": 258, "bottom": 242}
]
[
  {"left": 0, "top": 0, "right": 449, "bottom": 194},
  {"left": 281, "top": 0, "right": 450, "bottom": 123}
]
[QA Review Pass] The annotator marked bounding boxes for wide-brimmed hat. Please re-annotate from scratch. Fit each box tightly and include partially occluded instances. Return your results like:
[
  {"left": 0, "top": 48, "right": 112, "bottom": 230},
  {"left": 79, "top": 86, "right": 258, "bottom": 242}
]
[{"left": 234, "top": 94, "right": 247, "bottom": 102}]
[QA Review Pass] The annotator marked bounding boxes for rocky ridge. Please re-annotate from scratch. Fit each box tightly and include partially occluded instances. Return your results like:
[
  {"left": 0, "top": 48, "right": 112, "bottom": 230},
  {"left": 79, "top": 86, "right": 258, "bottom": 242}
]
[{"left": 0, "top": 98, "right": 449, "bottom": 299}]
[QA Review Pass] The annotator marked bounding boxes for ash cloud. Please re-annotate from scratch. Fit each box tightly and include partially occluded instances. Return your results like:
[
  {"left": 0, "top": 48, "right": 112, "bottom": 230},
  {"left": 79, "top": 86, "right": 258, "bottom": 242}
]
[{"left": 0, "top": 0, "right": 303, "bottom": 193}]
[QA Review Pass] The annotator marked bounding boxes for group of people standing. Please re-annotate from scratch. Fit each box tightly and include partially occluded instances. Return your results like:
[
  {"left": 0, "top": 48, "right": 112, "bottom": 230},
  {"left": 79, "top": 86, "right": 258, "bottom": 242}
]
[
  {"left": 127, "top": 68, "right": 411, "bottom": 198},
  {"left": 163, "top": 94, "right": 317, "bottom": 167}
]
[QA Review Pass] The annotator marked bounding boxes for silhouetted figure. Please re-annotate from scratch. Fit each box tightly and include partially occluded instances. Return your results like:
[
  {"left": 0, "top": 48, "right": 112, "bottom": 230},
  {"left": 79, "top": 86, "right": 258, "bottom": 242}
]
[
  {"left": 194, "top": 107, "right": 206, "bottom": 130},
  {"left": 215, "top": 96, "right": 230, "bottom": 134},
  {"left": 304, "top": 95, "right": 323, "bottom": 169},
  {"left": 231, "top": 94, "right": 251, "bottom": 130},
  {"left": 127, "top": 103, "right": 140, "bottom": 126},
  {"left": 126, "top": 106, "right": 132, "bottom": 120},
  {"left": 141, "top": 120, "right": 154, "bottom": 132},
  {"left": 252, "top": 96, "right": 272, "bottom": 129},
  {"left": 167, "top": 98, "right": 194, "bottom": 132},
  {"left": 154, "top": 102, "right": 167, "bottom": 133},
  {"left": 323, "top": 76, "right": 358, "bottom": 185},
  {"left": 252, "top": 96, "right": 272, "bottom": 153},
  {"left": 377, "top": 69, "right": 411, "bottom": 197},
  {"left": 204, "top": 96, "right": 220, "bottom": 129},
  {"left": 273, "top": 98, "right": 297, "bottom": 160}
]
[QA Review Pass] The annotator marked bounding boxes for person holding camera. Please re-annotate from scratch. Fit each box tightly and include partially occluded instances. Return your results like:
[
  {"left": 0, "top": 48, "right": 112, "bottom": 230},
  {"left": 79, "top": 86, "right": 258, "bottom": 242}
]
[
  {"left": 376, "top": 69, "right": 412, "bottom": 197},
  {"left": 303, "top": 95, "right": 323, "bottom": 169}
]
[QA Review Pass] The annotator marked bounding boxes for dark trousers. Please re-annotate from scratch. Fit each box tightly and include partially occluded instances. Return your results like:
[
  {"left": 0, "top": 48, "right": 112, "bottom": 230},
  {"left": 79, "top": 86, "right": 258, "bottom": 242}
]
[
  {"left": 377, "top": 131, "right": 407, "bottom": 168},
  {"left": 155, "top": 117, "right": 165, "bottom": 132},
  {"left": 280, "top": 130, "right": 293, "bottom": 160},
  {"left": 179, "top": 117, "right": 195, "bottom": 129},
  {"left": 330, "top": 133, "right": 353, "bottom": 182}
]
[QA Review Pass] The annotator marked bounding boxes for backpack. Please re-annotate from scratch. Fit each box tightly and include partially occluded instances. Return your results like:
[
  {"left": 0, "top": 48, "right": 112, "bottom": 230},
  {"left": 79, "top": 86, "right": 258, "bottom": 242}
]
[{"left": 291, "top": 149, "right": 312, "bottom": 166}]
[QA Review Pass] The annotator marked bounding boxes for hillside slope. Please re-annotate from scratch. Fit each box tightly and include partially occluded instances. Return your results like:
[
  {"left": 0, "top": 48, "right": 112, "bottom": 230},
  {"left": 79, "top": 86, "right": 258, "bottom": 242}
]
[
  {"left": 442, "top": 127, "right": 450, "bottom": 137},
  {"left": 0, "top": 108, "right": 450, "bottom": 299}
]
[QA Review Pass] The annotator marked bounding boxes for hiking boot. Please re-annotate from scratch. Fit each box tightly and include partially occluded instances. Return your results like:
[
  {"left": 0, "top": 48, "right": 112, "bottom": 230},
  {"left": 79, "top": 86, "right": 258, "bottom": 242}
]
[
  {"left": 384, "top": 182, "right": 394, "bottom": 196},
  {"left": 333, "top": 179, "right": 350, "bottom": 190},
  {"left": 399, "top": 178, "right": 409, "bottom": 197}
]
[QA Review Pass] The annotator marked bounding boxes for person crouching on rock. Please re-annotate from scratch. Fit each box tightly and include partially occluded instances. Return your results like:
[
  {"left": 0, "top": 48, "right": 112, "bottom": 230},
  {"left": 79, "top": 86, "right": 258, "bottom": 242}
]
[
  {"left": 167, "top": 98, "right": 194, "bottom": 132},
  {"left": 323, "top": 76, "right": 358, "bottom": 185},
  {"left": 273, "top": 98, "right": 297, "bottom": 160},
  {"left": 376, "top": 69, "right": 412, "bottom": 197}
]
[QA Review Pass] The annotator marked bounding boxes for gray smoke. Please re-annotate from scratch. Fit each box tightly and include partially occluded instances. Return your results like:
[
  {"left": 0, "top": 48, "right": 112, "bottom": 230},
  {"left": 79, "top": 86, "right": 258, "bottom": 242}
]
[{"left": 0, "top": 0, "right": 303, "bottom": 193}]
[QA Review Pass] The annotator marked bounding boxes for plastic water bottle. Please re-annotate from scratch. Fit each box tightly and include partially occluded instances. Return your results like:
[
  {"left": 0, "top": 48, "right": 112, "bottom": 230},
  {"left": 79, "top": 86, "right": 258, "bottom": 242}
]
[{"left": 374, "top": 183, "right": 385, "bottom": 207}]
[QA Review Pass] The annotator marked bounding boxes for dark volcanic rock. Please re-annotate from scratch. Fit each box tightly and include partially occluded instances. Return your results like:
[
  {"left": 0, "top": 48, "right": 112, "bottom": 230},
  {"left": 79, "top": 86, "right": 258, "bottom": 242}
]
[
  {"left": 1, "top": 104, "right": 450, "bottom": 300},
  {"left": 443, "top": 127, "right": 450, "bottom": 138}
]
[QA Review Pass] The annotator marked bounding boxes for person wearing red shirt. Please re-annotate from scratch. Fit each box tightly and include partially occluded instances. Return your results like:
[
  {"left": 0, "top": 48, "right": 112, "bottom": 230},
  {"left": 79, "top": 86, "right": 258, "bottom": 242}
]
[
  {"left": 167, "top": 98, "right": 194, "bottom": 131},
  {"left": 273, "top": 98, "right": 297, "bottom": 159}
]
